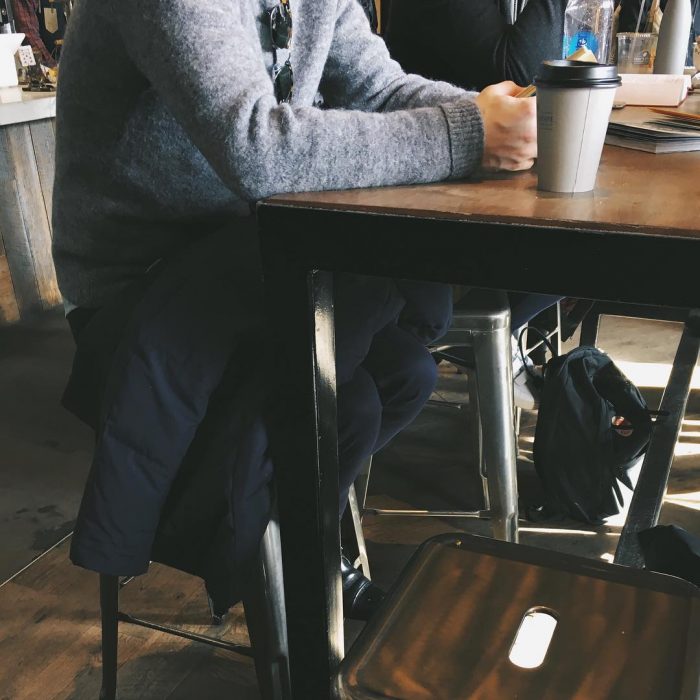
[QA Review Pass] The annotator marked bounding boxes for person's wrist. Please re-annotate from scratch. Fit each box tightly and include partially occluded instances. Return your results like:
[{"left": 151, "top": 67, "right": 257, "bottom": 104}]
[{"left": 440, "top": 99, "right": 484, "bottom": 179}]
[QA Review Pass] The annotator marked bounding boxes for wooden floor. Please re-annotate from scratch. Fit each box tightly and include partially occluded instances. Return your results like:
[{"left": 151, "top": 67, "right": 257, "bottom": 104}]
[{"left": 0, "top": 539, "right": 259, "bottom": 699}]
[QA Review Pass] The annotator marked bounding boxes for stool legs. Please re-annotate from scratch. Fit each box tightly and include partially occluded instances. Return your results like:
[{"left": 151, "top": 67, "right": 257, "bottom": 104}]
[
  {"left": 243, "top": 517, "right": 291, "bottom": 700},
  {"left": 472, "top": 323, "right": 519, "bottom": 543},
  {"left": 347, "top": 484, "right": 371, "bottom": 578},
  {"left": 466, "top": 368, "right": 490, "bottom": 511},
  {"left": 99, "top": 574, "right": 119, "bottom": 700},
  {"left": 98, "top": 521, "right": 290, "bottom": 700}
]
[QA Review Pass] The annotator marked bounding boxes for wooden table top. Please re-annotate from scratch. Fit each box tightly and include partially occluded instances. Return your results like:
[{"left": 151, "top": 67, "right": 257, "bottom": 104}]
[{"left": 269, "top": 98, "right": 700, "bottom": 241}]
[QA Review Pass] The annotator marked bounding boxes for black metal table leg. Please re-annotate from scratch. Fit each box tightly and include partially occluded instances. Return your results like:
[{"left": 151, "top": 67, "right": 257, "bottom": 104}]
[
  {"left": 615, "top": 313, "right": 700, "bottom": 567},
  {"left": 260, "top": 211, "right": 343, "bottom": 700}
]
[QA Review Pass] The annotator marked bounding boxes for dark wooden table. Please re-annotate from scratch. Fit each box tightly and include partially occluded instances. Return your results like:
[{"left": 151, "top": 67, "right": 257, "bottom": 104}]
[{"left": 258, "top": 134, "right": 700, "bottom": 699}]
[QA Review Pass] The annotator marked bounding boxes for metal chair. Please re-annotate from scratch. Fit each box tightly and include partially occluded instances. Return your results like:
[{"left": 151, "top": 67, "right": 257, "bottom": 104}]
[
  {"left": 98, "top": 516, "right": 291, "bottom": 700},
  {"left": 339, "top": 533, "right": 700, "bottom": 700},
  {"left": 356, "top": 288, "right": 520, "bottom": 544}
]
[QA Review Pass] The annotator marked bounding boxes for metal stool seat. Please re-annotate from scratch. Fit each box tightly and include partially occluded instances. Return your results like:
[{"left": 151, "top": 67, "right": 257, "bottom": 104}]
[
  {"left": 339, "top": 534, "right": 700, "bottom": 700},
  {"left": 355, "top": 288, "right": 519, "bottom": 543}
]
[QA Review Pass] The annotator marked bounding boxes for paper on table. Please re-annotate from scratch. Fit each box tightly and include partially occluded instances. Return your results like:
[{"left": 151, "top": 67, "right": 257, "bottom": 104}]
[
  {"left": 606, "top": 119, "right": 700, "bottom": 152},
  {"left": 615, "top": 73, "right": 691, "bottom": 106}
]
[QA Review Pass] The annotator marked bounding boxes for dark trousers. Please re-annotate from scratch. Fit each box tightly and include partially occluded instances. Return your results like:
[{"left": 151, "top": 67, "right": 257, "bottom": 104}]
[
  {"left": 509, "top": 292, "right": 564, "bottom": 331},
  {"left": 335, "top": 276, "right": 451, "bottom": 508}
]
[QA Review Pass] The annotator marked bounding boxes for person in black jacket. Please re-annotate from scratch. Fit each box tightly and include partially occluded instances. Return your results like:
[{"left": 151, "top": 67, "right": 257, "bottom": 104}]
[{"left": 384, "top": 0, "right": 568, "bottom": 91}]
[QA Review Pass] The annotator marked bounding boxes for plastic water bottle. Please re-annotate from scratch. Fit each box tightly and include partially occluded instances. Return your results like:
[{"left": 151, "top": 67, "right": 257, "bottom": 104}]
[
  {"left": 562, "top": 0, "right": 615, "bottom": 64},
  {"left": 654, "top": 0, "right": 692, "bottom": 74}
]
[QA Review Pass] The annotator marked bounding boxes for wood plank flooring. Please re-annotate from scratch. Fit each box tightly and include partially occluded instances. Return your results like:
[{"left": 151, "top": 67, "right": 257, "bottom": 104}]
[{"left": 0, "top": 539, "right": 259, "bottom": 699}]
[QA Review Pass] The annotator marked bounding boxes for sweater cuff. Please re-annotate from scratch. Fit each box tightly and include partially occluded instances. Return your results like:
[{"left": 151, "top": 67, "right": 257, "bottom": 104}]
[{"left": 440, "top": 99, "right": 484, "bottom": 180}]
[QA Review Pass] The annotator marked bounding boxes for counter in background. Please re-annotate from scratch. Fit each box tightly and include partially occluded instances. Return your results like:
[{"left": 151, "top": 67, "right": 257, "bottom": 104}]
[{"left": 0, "top": 90, "right": 59, "bottom": 324}]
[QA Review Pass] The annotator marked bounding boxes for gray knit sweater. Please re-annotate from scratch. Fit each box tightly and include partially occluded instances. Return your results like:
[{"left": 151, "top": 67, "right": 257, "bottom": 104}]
[{"left": 52, "top": 0, "right": 484, "bottom": 308}]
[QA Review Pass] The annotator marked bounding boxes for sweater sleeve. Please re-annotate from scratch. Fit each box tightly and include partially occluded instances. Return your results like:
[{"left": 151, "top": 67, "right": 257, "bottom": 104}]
[
  {"left": 321, "top": 0, "right": 477, "bottom": 111},
  {"left": 107, "top": 0, "right": 484, "bottom": 202}
]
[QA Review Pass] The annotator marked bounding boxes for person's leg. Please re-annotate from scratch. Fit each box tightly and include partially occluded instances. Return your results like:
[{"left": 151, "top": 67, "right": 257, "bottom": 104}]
[
  {"left": 333, "top": 276, "right": 450, "bottom": 619},
  {"left": 362, "top": 323, "right": 439, "bottom": 454},
  {"left": 337, "top": 367, "right": 382, "bottom": 510},
  {"left": 334, "top": 273, "right": 404, "bottom": 507},
  {"left": 508, "top": 292, "right": 564, "bottom": 330},
  {"left": 334, "top": 273, "right": 405, "bottom": 384},
  {"left": 334, "top": 276, "right": 448, "bottom": 506}
]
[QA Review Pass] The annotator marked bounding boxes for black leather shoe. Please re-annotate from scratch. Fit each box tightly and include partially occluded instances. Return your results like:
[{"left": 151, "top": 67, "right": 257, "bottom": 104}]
[{"left": 341, "top": 554, "right": 386, "bottom": 621}]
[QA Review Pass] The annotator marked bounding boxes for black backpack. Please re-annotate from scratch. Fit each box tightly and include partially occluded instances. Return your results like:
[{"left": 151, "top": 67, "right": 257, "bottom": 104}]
[{"left": 527, "top": 337, "right": 659, "bottom": 525}]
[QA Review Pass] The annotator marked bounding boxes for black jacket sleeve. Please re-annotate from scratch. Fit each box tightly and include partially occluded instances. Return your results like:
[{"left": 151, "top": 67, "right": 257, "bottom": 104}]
[{"left": 384, "top": 0, "right": 568, "bottom": 91}]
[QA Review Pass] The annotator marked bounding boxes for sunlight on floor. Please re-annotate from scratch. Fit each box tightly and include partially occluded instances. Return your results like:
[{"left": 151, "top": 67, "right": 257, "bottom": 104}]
[
  {"left": 674, "top": 442, "right": 700, "bottom": 457},
  {"left": 615, "top": 360, "right": 700, "bottom": 390},
  {"left": 518, "top": 528, "right": 619, "bottom": 537},
  {"left": 664, "top": 492, "right": 700, "bottom": 511}
]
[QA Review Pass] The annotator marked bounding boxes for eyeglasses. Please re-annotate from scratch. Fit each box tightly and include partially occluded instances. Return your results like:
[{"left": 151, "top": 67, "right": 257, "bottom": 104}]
[{"left": 265, "top": 0, "right": 294, "bottom": 103}]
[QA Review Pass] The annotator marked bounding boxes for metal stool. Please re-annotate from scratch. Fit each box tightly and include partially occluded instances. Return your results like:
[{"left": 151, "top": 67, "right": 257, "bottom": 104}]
[
  {"left": 339, "top": 533, "right": 700, "bottom": 700},
  {"left": 355, "top": 288, "right": 519, "bottom": 543},
  {"left": 98, "top": 516, "right": 290, "bottom": 700}
]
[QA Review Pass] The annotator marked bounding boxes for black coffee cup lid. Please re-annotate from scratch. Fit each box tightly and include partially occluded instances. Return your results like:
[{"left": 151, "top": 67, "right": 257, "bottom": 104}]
[{"left": 534, "top": 60, "right": 621, "bottom": 89}]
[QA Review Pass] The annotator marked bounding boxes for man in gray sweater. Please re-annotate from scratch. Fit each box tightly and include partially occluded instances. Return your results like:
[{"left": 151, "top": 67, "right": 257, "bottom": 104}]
[{"left": 54, "top": 0, "right": 536, "bottom": 621}]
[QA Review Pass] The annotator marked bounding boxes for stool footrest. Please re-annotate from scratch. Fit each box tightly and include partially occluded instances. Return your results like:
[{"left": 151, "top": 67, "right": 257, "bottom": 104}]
[
  {"left": 364, "top": 508, "right": 489, "bottom": 519},
  {"left": 116, "top": 611, "right": 254, "bottom": 657}
]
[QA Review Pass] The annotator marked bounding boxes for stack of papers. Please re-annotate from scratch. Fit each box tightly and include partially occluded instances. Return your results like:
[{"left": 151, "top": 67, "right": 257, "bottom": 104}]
[{"left": 606, "top": 109, "right": 700, "bottom": 153}]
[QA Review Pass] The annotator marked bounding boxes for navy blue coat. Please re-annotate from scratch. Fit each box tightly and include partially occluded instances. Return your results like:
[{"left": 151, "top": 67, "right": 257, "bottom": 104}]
[{"left": 63, "top": 229, "right": 273, "bottom": 612}]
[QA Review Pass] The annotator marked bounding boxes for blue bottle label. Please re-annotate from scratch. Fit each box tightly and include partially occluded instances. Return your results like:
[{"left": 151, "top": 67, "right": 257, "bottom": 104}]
[{"left": 563, "top": 31, "right": 599, "bottom": 58}]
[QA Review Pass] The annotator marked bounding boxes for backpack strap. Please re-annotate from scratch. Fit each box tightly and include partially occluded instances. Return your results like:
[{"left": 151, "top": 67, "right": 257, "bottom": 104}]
[{"left": 517, "top": 326, "right": 557, "bottom": 381}]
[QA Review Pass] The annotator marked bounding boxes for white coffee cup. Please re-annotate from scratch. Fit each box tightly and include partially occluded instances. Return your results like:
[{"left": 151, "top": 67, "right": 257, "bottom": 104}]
[{"left": 534, "top": 61, "right": 621, "bottom": 193}]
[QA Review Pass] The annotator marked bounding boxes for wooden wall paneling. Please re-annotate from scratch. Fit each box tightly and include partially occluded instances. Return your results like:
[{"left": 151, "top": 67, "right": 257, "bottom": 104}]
[
  {"left": 0, "top": 177, "right": 43, "bottom": 316},
  {"left": 0, "top": 122, "right": 61, "bottom": 311},
  {"left": 0, "top": 245, "right": 20, "bottom": 324},
  {"left": 29, "top": 118, "right": 56, "bottom": 233},
  {"left": 0, "top": 179, "right": 20, "bottom": 323}
]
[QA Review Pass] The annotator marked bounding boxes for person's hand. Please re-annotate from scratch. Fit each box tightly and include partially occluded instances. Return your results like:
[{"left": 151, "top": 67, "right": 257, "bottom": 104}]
[{"left": 474, "top": 81, "right": 537, "bottom": 172}]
